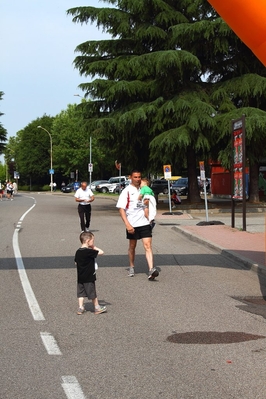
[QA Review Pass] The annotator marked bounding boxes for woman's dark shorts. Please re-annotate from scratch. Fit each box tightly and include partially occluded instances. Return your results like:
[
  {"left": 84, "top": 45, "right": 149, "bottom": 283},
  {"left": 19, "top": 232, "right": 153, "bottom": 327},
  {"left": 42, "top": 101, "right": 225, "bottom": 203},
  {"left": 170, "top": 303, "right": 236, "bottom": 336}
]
[
  {"left": 77, "top": 282, "right": 97, "bottom": 299},
  {"left": 126, "top": 224, "right": 152, "bottom": 240}
]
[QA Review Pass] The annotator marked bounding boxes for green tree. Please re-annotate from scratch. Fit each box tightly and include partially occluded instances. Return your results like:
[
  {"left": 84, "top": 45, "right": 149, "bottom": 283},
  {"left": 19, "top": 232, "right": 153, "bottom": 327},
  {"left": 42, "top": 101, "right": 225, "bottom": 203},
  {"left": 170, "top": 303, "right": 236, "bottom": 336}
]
[
  {"left": 0, "top": 162, "right": 6, "bottom": 182},
  {"left": 67, "top": 0, "right": 216, "bottom": 202},
  {"left": 52, "top": 103, "right": 114, "bottom": 181},
  {"left": 175, "top": 2, "right": 266, "bottom": 202},
  {"left": 4, "top": 136, "right": 19, "bottom": 181},
  {"left": 68, "top": 0, "right": 266, "bottom": 202},
  {"left": 212, "top": 78, "right": 266, "bottom": 203},
  {"left": 0, "top": 91, "right": 7, "bottom": 154},
  {"left": 14, "top": 115, "right": 55, "bottom": 186}
]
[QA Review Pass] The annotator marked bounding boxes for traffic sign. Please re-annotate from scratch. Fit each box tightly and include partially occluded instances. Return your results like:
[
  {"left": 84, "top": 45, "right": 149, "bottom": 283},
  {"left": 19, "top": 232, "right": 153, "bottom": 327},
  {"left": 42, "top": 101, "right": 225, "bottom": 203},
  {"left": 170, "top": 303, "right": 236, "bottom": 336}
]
[{"left": 163, "top": 164, "right": 172, "bottom": 179}]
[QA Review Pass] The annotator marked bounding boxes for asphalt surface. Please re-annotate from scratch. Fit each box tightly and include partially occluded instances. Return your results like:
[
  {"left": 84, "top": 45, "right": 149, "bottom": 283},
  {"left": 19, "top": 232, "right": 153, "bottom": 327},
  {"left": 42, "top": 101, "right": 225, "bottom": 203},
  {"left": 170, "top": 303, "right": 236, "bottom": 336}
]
[{"left": 1, "top": 192, "right": 266, "bottom": 399}]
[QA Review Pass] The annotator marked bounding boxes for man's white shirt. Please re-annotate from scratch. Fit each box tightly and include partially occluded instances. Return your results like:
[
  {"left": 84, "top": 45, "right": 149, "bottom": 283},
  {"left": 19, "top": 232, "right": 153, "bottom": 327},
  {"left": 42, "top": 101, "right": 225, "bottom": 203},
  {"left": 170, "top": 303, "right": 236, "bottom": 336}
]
[
  {"left": 74, "top": 187, "right": 94, "bottom": 205},
  {"left": 116, "top": 184, "right": 150, "bottom": 227}
]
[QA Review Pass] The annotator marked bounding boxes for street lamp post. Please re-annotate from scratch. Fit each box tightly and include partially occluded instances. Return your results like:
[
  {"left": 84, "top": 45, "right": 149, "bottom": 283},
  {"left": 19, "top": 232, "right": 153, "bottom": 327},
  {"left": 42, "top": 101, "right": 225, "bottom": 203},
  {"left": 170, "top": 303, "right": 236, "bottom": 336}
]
[{"left": 37, "top": 126, "right": 53, "bottom": 193}]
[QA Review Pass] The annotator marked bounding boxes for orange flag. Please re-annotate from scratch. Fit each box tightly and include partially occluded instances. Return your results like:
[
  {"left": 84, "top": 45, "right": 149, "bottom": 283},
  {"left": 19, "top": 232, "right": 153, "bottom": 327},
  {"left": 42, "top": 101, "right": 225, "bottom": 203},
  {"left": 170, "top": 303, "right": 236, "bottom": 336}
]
[{"left": 208, "top": 0, "right": 266, "bottom": 66}]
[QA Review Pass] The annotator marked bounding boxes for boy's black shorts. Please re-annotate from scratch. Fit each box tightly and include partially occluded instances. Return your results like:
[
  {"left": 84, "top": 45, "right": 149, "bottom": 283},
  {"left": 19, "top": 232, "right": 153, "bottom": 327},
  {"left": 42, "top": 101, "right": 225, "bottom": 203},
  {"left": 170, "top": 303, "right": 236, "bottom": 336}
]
[
  {"left": 77, "top": 282, "right": 97, "bottom": 299},
  {"left": 126, "top": 224, "right": 152, "bottom": 240}
]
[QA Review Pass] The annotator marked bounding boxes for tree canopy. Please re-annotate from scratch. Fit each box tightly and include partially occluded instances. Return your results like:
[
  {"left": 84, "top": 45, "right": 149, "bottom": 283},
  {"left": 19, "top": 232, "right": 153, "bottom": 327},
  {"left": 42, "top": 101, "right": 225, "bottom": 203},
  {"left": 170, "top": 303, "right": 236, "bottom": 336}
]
[
  {"left": 9, "top": 115, "right": 55, "bottom": 186},
  {"left": 3, "top": 0, "right": 266, "bottom": 200},
  {"left": 67, "top": 0, "right": 266, "bottom": 202}
]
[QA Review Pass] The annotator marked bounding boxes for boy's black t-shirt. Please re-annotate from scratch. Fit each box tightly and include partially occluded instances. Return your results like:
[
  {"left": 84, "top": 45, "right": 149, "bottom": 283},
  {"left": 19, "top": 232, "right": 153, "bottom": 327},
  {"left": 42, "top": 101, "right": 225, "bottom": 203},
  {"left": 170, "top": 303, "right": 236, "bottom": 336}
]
[{"left": 75, "top": 247, "right": 98, "bottom": 283}]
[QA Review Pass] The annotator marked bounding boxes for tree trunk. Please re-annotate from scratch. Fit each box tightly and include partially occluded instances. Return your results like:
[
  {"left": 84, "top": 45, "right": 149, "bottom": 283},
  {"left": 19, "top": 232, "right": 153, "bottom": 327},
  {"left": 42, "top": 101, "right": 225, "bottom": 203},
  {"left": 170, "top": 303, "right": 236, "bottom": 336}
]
[
  {"left": 187, "top": 146, "right": 201, "bottom": 203},
  {"left": 249, "top": 161, "right": 260, "bottom": 202}
]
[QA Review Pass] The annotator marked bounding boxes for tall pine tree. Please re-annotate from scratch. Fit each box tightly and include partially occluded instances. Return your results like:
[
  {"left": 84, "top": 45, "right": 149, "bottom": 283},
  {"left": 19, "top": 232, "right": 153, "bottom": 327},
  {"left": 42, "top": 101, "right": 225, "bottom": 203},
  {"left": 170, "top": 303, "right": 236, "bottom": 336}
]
[{"left": 68, "top": 0, "right": 266, "bottom": 202}]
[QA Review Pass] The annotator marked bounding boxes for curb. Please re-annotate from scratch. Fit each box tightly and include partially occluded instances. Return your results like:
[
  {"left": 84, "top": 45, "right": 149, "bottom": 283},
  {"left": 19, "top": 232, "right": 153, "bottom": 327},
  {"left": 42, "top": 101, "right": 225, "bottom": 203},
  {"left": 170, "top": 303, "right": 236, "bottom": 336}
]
[{"left": 172, "top": 225, "right": 266, "bottom": 278}]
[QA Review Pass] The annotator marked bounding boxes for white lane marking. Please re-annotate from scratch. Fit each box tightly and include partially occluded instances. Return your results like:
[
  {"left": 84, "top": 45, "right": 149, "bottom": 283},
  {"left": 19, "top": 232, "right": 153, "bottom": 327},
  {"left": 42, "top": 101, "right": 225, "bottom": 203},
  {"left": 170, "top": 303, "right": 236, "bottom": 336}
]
[
  {"left": 19, "top": 200, "right": 36, "bottom": 221},
  {"left": 12, "top": 200, "right": 45, "bottom": 321},
  {"left": 61, "top": 376, "right": 86, "bottom": 399},
  {"left": 40, "top": 332, "right": 62, "bottom": 355}
]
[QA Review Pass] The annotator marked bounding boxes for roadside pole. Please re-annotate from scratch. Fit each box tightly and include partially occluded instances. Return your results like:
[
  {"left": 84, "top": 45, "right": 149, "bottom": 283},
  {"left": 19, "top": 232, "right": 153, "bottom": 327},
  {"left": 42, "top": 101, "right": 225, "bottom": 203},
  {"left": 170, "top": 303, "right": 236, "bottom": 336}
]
[
  {"left": 199, "top": 161, "right": 209, "bottom": 222},
  {"left": 168, "top": 180, "right": 172, "bottom": 213},
  {"left": 163, "top": 164, "right": 173, "bottom": 213},
  {"left": 115, "top": 160, "right": 122, "bottom": 193}
]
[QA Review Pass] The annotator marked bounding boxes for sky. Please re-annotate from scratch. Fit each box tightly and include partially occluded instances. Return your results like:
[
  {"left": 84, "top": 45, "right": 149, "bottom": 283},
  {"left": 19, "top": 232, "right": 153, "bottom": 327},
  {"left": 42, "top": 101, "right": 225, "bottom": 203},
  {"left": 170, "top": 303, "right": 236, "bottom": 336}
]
[{"left": 1, "top": 0, "right": 109, "bottom": 161}]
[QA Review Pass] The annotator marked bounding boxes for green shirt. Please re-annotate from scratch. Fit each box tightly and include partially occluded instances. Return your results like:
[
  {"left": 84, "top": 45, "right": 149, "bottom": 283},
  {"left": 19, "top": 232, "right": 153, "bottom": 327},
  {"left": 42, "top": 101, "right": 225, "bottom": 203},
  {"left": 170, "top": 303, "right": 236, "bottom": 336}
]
[{"left": 140, "top": 186, "right": 154, "bottom": 196}]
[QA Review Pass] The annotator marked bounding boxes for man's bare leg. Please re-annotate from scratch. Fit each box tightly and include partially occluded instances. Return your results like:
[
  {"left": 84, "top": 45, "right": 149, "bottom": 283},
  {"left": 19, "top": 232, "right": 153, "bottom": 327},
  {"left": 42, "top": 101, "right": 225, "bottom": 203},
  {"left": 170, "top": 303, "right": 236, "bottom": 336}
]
[
  {"left": 128, "top": 239, "right": 137, "bottom": 276},
  {"left": 142, "top": 236, "right": 158, "bottom": 279},
  {"left": 142, "top": 237, "right": 153, "bottom": 270}
]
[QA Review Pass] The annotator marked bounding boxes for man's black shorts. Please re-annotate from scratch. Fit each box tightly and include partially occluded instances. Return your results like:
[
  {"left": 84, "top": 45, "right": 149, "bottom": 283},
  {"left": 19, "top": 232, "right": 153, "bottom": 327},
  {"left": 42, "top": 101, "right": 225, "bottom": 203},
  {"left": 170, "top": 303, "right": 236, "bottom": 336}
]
[{"left": 126, "top": 224, "right": 152, "bottom": 240}]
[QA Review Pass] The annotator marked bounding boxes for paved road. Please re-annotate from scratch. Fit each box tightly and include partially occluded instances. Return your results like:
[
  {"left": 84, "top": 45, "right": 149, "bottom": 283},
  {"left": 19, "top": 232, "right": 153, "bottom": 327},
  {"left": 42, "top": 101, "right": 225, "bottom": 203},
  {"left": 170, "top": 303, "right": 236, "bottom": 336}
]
[{"left": 1, "top": 193, "right": 266, "bottom": 398}]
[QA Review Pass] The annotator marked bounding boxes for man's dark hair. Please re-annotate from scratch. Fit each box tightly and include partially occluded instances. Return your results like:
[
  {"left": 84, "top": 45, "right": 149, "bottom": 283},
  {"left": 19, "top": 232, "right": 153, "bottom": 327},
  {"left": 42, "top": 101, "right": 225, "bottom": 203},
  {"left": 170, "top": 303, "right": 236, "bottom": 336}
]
[{"left": 130, "top": 168, "right": 142, "bottom": 175}]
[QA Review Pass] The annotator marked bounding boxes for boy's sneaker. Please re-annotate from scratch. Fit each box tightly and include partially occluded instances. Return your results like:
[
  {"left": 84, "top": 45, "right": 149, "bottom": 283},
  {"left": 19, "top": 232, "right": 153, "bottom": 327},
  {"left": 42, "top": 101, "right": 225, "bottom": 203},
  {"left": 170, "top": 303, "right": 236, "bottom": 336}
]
[
  {"left": 95, "top": 305, "right": 107, "bottom": 315},
  {"left": 148, "top": 267, "right": 159, "bottom": 280},
  {"left": 77, "top": 307, "right": 85, "bottom": 315},
  {"left": 128, "top": 267, "right": 135, "bottom": 277}
]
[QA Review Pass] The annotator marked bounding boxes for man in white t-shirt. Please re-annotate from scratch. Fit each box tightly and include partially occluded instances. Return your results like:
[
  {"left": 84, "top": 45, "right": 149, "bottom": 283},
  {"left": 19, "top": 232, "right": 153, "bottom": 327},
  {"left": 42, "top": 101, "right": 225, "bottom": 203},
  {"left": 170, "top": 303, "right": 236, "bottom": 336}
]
[
  {"left": 116, "top": 169, "right": 159, "bottom": 280},
  {"left": 75, "top": 182, "right": 95, "bottom": 232}
]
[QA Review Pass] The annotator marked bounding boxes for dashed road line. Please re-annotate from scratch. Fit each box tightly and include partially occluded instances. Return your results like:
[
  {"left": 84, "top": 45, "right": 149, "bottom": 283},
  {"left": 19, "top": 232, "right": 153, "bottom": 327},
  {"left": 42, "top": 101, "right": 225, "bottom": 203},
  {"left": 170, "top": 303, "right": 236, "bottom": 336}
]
[
  {"left": 61, "top": 376, "right": 86, "bottom": 399},
  {"left": 40, "top": 332, "right": 62, "bottom": 355}
]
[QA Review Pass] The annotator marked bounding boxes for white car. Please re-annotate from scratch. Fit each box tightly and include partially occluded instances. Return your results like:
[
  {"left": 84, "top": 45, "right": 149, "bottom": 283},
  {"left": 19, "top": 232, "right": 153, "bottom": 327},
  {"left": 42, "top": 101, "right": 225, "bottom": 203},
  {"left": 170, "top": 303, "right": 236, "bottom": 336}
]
[
  {"left": 96, "top": 176, "right": 129, "bottom": 193},
  {"left": 95, "top": 181, "right": 118, "bottom": 193},
  {"left": 106, "top": 184, "right": 119, "bottom": 193},
  {"left": 90, "top": 180, "right": 109, "bottom": 191}
]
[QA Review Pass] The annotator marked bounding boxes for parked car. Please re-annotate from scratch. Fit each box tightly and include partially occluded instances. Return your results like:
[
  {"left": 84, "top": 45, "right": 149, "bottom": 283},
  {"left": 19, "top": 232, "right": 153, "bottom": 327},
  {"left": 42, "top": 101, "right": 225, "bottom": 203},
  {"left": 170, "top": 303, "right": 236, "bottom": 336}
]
[
  {"left": 113, "top": 181, "right": 130, "bottom": 194},
  {"left": 61, "top": 182, "right": 81, "bottom": 193},
  {"left": 150, "top": 179, "right": 169, "bottom": 194},
  {"left": 172, "top": 177, "right": 188, "bottom": 196},
  {"left": 104, "top": 183, "right": 119, "bottom": 193},
  {"left": 90, "top": 180, "right": 109, "bottom": 191},
  {"left": 96, "top": 176, "right": 129, "bottom": 193}
]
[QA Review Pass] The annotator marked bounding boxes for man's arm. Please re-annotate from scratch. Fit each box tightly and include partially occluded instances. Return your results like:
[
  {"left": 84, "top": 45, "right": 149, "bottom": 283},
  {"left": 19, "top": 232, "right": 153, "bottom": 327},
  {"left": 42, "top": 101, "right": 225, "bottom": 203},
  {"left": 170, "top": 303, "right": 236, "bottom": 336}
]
[
  {"left": 75, "top": 192, "right": 95, "bottom": 203},
  {"left": 119, "top": 208, "right": 134, "bottom": 233}
]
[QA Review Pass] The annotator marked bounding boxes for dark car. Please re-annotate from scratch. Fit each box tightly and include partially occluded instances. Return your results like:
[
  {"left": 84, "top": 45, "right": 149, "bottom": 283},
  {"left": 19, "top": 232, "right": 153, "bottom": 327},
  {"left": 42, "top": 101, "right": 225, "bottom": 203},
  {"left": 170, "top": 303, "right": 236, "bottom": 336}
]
[
  {"left": 61, "top": 182, "right": 81, "bottom": 193},
  {"left": 150, "top": 179, "right": 169, "bottom": 194},
  {"left": 172, "top": 177, "right": 188, "bottom": 196}
]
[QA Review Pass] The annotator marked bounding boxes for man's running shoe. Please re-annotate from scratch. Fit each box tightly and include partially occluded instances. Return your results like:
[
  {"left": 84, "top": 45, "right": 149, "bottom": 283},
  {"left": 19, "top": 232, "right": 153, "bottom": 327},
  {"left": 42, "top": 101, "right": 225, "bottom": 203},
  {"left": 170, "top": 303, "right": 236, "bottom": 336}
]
[
  {"left": 128, "top": 267, "right": 135, "bottom": 277},
  {"left": 77, "top": 307, "right": 85, "bottom": 315},
  {"left": 148, "top": 268, "right": 159, "bottom": 280},
  {"left": 94, "top": 305, "right": 107, "bottom": 315}
]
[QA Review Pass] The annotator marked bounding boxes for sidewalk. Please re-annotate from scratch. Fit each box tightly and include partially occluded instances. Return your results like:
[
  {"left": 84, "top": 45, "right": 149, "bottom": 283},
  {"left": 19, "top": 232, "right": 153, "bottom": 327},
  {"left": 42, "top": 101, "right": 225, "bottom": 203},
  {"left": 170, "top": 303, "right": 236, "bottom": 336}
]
[{"left": 156, "top": 201, "right": 266, "bottom": 276}]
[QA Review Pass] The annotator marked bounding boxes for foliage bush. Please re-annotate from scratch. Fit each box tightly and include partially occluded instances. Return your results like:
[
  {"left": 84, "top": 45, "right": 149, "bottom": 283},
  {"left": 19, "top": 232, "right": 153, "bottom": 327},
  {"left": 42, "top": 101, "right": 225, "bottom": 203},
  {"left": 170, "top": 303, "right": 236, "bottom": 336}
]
[
  {"left": 18, "top": 185, "right": 30, "bottom": 191},
  {"left": 18, "top": 185, "right": 51, "bottom": 191}
]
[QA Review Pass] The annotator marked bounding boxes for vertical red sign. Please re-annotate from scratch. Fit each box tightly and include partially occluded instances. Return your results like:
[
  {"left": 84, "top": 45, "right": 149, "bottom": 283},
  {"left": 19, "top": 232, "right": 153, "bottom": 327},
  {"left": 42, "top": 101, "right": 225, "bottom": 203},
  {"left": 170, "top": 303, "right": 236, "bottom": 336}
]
[{"left": 232, "top": 120, "right": 244, "bottom": 199}]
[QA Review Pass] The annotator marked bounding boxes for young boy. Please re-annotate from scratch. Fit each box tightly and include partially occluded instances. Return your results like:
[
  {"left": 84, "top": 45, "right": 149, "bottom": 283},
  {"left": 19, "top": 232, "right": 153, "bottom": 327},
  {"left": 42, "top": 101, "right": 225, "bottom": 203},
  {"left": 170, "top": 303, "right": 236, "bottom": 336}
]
[
  {"left": 74, "top": 231, "right": 107, "bottom": 315},
  {"left": 138, "top": 178, "right": 157, "bottom": 227}
]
